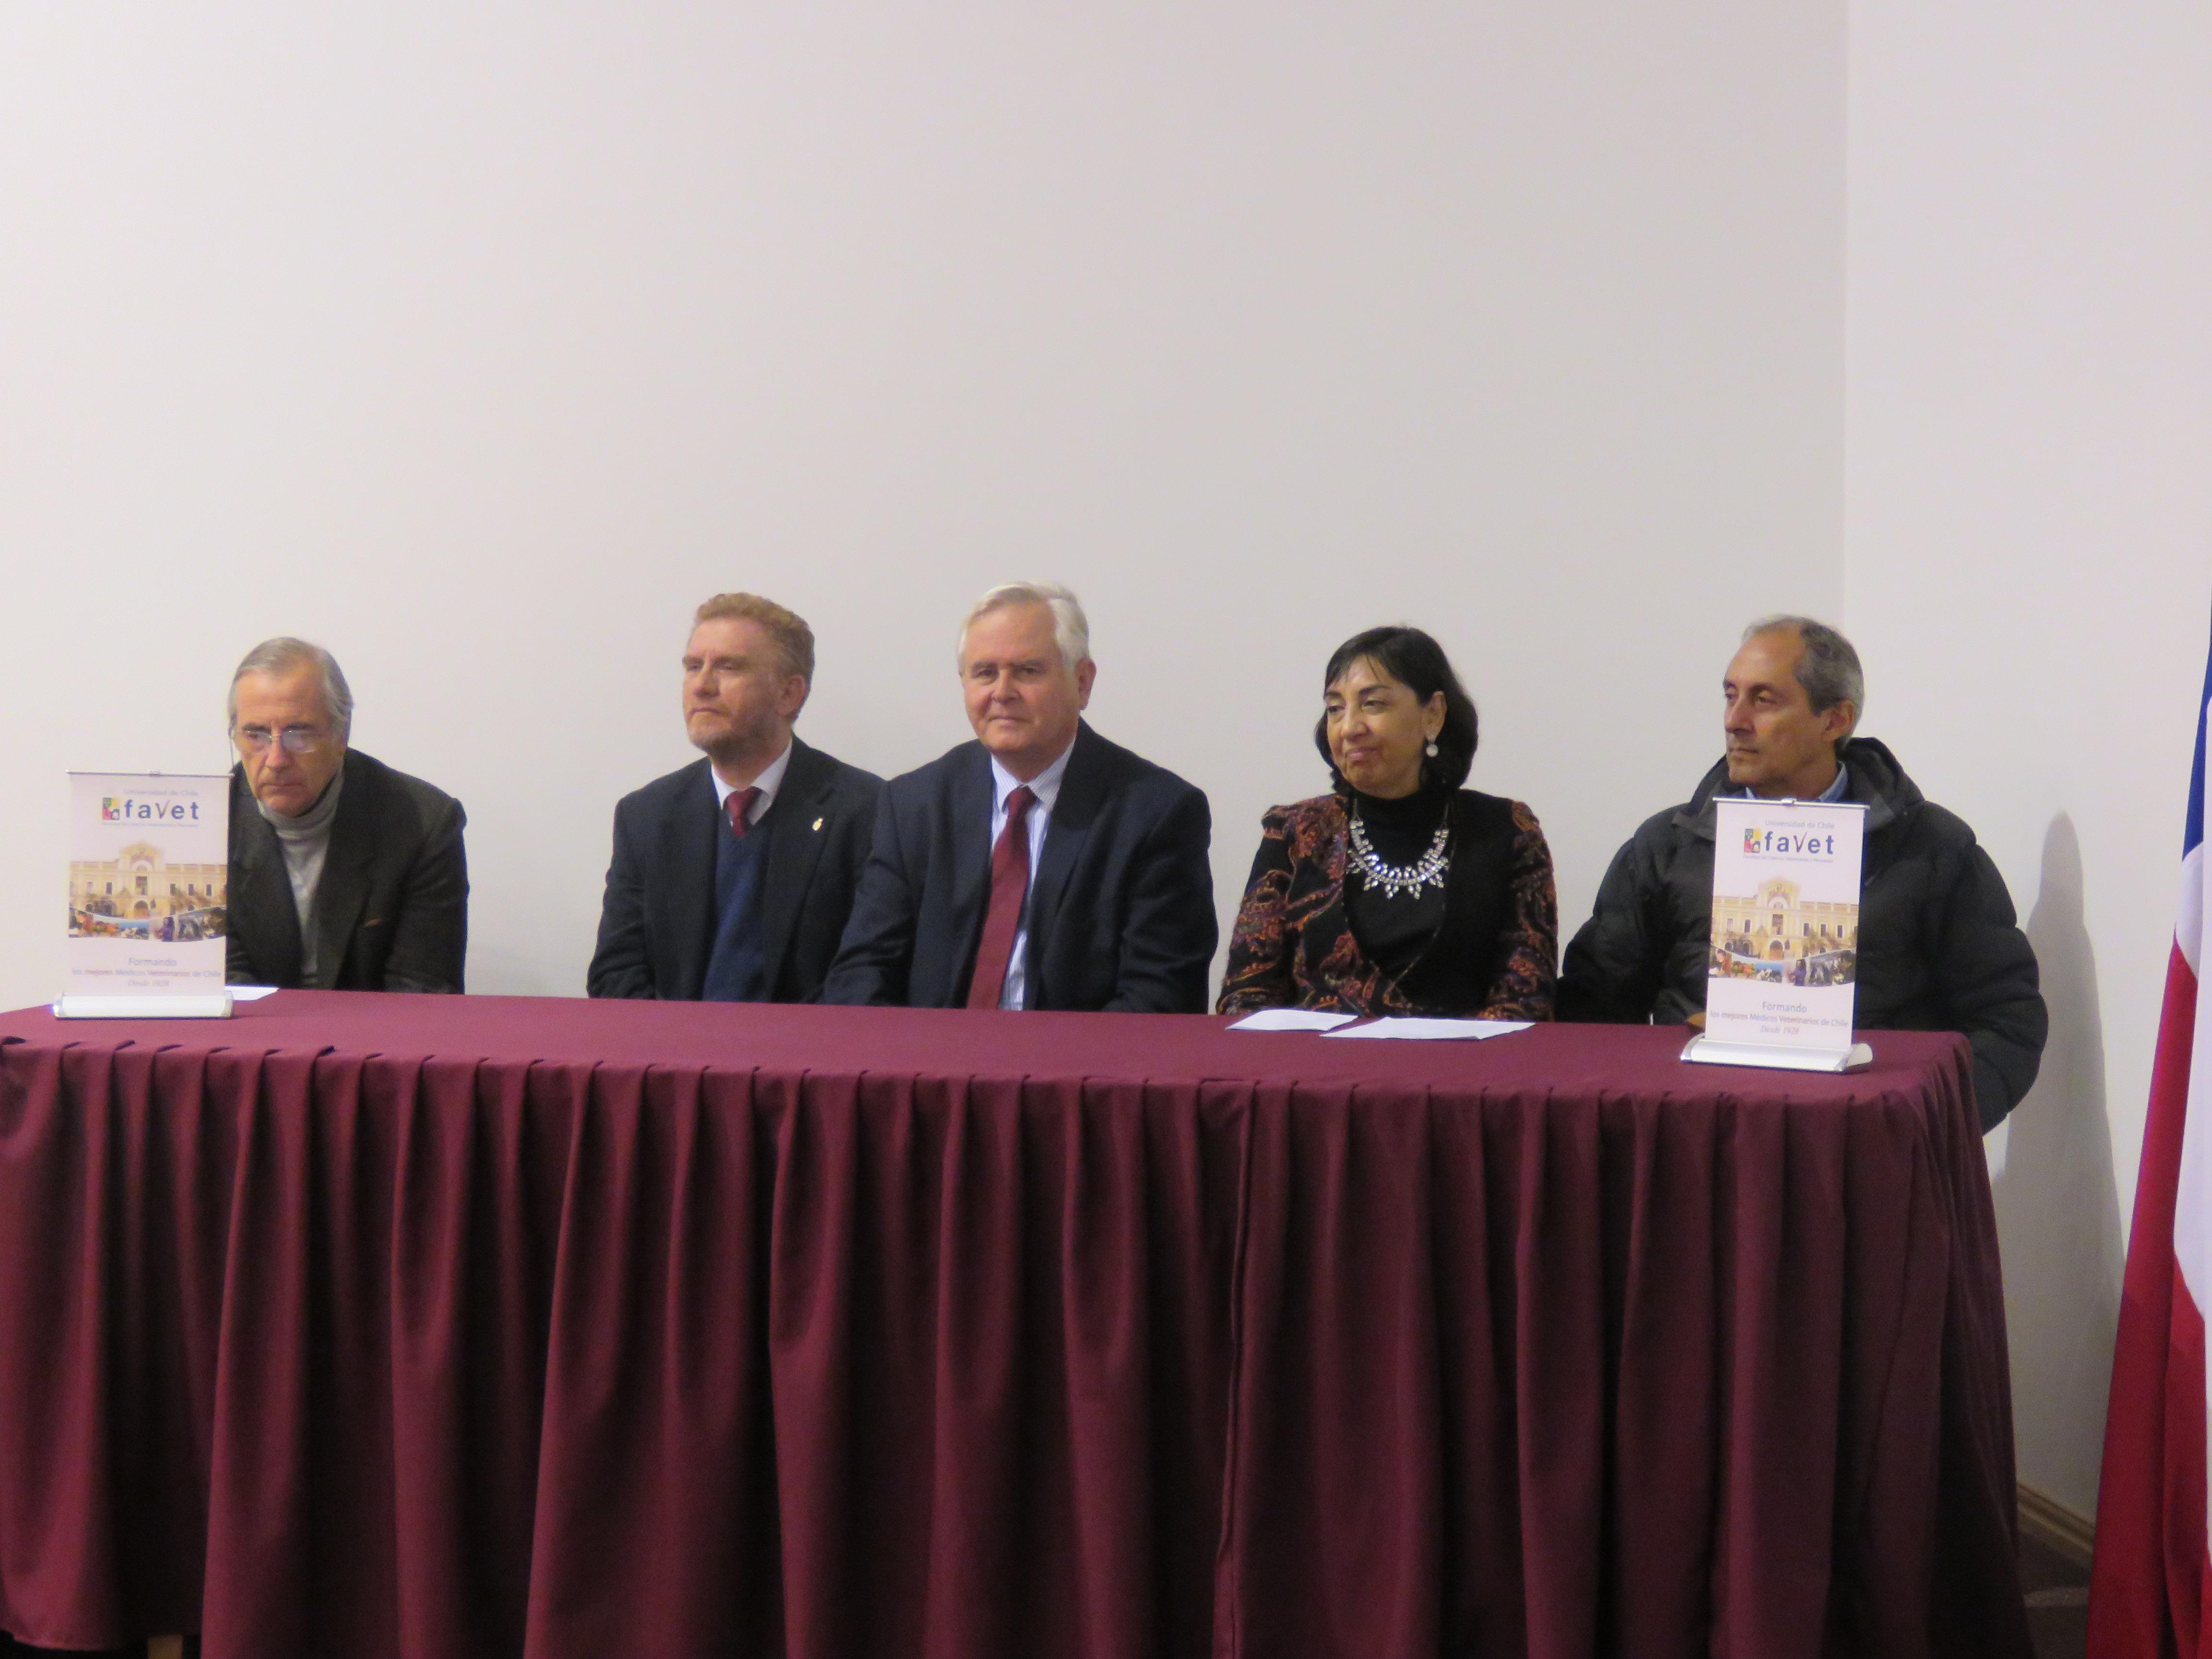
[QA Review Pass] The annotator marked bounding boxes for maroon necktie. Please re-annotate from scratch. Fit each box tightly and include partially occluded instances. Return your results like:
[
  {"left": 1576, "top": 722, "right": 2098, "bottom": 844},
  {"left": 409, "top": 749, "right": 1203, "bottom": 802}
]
[
  {"left": 965, "top": 785, "right": 1036, "bottom": 1010},
  {"left": 726, "top": 787, "right": 761, "bottom": 839}
]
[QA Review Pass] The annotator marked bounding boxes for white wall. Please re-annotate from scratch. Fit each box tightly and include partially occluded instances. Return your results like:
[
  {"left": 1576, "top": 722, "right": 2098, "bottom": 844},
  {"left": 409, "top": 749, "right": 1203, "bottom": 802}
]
[
  {"left": 0, "top": 3, "right": 1846, "bottom": 1007},
  {"left": 7, "top": 0, "right": 2205, "bottom": 1541},
  {"left": 1846, "top": 3, "right": 2212, "bottom": 1516},
  {"left": 4, "top": 0, "right": 2198, "bottom": 1549}
]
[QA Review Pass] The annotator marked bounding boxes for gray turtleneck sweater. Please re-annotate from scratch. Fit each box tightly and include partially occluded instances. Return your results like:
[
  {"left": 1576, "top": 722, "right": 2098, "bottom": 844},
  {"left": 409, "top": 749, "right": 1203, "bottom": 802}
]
[{"left": 257, "top": 765, "right": 344, "bottom": 984}]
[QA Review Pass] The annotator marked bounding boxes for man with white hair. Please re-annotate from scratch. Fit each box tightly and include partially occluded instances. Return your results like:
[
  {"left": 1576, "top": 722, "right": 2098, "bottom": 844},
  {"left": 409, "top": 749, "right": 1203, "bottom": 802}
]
[
  {"left": 225, "top": 637, "right": 469, "bottom": 992},
  {"left": 825, "top": 581, "right": 1215, "bottom": 1012},
  {"left": 1558, "top": 614, "right": 2045, "bottom": 1128}
]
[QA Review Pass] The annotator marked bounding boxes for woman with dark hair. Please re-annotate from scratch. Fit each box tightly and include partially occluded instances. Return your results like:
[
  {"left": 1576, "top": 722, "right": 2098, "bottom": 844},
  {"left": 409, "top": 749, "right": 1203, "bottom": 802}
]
[{"left": 1217, "top": 625, "right": 1557, "bottom": 1020}]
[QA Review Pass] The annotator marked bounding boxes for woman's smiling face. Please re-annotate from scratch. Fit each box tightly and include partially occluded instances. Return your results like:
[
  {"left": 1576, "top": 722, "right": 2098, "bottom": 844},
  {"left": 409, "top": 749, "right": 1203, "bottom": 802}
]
[{"left": 1323, "top": 657, "right": 1442, "bottom": 800}]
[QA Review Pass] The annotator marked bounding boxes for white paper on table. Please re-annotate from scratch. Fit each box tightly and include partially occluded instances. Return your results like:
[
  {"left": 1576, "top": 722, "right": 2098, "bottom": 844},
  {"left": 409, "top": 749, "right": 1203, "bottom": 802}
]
[
  {"left": 1226, "top": 1009, "right": 1360, "bottom": 1033},
  {"left": 228, "top": 986, "right": 283, "bottom": 1002},
  {"left": 1323, "top": 1018, "right": 1533, "bottom": 1041}
]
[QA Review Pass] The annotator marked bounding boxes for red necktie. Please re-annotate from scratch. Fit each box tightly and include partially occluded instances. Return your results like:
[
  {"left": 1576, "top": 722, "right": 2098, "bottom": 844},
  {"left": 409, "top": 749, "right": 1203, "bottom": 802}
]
[
  {"left": 966, "top": 785, "right": 1036, "bottom": 1010},
  {"left": 726, "top": 787, "right": 761, "bottom": 839}
]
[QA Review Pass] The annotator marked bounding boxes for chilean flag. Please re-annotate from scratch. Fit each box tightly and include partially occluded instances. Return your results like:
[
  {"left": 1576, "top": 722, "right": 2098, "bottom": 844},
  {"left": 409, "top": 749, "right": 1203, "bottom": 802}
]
[{"left": 2089, "top": 620, "right": 2212, "bottom": 1655}]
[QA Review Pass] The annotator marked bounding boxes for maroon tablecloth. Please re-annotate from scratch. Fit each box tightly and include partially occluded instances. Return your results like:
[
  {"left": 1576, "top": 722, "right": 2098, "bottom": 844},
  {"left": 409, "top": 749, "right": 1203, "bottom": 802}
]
[{"left": 0, "top": 994, "right": 2029, "bottom": 1659}]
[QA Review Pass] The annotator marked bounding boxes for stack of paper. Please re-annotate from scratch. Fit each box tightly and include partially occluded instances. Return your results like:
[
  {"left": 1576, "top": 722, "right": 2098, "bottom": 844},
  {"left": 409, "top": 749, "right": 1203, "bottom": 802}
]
[
  {"left": 1226, "top": 1010, "right": 1359, "bottom": 1033},
  {"left": 1226, "top": 1012, "right": 1531, "bottom": 1041},
  {"left": 1324, "top": 1018, "right": 1531, "bottom": 1041}
]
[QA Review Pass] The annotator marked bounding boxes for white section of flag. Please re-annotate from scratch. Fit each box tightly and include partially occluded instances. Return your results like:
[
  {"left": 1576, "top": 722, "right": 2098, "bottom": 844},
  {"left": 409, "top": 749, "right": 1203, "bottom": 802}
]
[
  {"left": 2182, "top": 842, "right": 2206, "bottom": 978},
  {"left": 2177, "top": 705, "right": 2212, "bottom": 1318},
  {"left": 2176, "top": 697, "right": 2212, "bottom": 1560}
]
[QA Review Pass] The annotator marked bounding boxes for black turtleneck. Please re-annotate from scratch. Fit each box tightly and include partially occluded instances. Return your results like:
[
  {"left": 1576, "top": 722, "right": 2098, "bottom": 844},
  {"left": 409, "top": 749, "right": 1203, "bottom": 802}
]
[{"left": 1345, "top": 787, "right": 1451, "bottom": 977}]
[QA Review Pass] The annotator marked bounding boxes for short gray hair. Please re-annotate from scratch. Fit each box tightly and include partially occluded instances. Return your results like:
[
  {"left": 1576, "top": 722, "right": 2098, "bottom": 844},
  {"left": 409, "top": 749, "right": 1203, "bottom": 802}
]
[
  {"left": 958, "top": 581, "right": 1091, "bottom": 673},
  {"left": 227, "top": 637, "right": 355, "bottom": 741},
  {"left": 1743, "top": 614, "right": 1863, "bottom": 734}
]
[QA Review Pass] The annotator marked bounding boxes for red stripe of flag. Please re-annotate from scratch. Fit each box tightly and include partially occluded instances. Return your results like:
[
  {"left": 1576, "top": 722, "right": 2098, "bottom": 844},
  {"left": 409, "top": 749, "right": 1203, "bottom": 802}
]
[{"left": 2089, "top": 944, "right": 2212, "bottom": 1655}]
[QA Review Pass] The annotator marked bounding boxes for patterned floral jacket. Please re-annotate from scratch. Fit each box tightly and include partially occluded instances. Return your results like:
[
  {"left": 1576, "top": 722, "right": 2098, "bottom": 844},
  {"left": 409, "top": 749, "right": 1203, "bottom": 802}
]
[{"left": 1216, "top": 789, "right": 1557, "bottom": 1020}]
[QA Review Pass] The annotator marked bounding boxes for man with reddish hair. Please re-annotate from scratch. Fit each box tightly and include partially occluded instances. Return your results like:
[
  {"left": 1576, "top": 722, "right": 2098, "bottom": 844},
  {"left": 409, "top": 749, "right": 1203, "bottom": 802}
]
[{"left": 589, "top": 592, "right": 880, "bottom": 1003}]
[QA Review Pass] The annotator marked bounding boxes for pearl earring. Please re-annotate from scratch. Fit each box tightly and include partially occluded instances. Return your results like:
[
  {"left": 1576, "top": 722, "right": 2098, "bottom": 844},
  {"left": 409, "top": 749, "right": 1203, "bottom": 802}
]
[{"left": 1425, "top": 739, "right": 1440, "bottom": 757}]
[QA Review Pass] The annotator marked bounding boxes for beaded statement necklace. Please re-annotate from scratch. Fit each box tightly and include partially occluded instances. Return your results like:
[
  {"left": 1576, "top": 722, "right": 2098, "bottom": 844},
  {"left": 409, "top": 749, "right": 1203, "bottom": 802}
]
[{"left": 1347, "top": 803, "right": 1450, "bottom": 900}]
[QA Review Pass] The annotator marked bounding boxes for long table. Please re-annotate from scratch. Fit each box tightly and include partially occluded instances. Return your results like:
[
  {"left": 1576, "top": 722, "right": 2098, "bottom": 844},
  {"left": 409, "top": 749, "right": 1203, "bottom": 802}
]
[{"left": 0, "top": 994, "right": 2030, "bottom": 1658}]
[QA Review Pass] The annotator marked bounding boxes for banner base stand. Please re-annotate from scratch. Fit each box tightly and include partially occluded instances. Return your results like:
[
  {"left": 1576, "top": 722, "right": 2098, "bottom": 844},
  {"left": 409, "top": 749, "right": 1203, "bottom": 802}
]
[
  {"left": 1682, "top": 1034, "right": 1872, "bottom": 1073},
  {"left": 52, "top": 992, "right": 235, "bottom": 1021}
]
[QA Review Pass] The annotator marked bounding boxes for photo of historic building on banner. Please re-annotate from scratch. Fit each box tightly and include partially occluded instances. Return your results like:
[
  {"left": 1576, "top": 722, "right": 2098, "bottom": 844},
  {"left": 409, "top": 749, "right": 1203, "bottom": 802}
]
[
  {"left": 68, "top": 839, "right": 228, "bottom": 942},
  {"left": 1709, "top": 874, "right": 1857, "bottom": 987}
]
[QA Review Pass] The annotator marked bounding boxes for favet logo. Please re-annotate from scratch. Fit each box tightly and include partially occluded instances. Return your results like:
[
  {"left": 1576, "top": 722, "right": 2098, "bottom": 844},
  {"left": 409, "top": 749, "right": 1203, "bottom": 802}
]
[
  {"left": 100, "top": 797, "right": 201, "bottom": 822},
  {"left": 1743, "top": 826, "right": 1837, "bottom": 857}
]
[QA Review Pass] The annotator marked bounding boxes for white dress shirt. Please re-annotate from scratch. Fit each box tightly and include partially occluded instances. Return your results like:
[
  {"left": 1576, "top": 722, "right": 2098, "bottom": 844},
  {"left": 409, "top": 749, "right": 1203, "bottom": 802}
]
[
  {"left": 988, "top": 740, "right": 1074, "bottom": 1010},
  {"left": 710, "top": 739, "right": 793, "bottom": 827}
]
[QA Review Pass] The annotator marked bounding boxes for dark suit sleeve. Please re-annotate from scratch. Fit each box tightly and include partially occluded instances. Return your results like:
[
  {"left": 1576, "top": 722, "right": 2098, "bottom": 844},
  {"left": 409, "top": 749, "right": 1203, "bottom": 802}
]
[
  {"left": 226, "top": 930, "right": 256, "bottom": 986},
  {"left": 796, "top": 771, "right": 883, "bottom": 1003},
  {"left": 1103, "top": 783, "right": 1215, "bottom": 1015},
  {"left": 380, "top": 796, "right": 469, "bottom": 994},
  {"left": 224, "top": 780, "right": 261, "bottom": 985},
  {"left": 587, "top": 798, "right": 655, "bottom": 998},
  {"left": 1557, "top": 831, "right": 1666, "bottom": 1024},
  {"left": 1930, "top": 840, "right": 2047, "bottom": 1130},
  {"left": 821, "top": 788, "right": 919, "bottom": 1007}
]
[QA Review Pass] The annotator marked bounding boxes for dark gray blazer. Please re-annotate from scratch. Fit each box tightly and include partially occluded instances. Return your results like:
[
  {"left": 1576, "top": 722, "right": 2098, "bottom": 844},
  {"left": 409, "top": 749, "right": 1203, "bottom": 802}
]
[
  {"left": 823, "top": 721, "right": 1216, "bottom": 1013},
  {"left": 587, "top": 736, "right": 882, "bottom": 1003},
  {"left": 226, "top": 750, "right": 469, "bottom": 992}
]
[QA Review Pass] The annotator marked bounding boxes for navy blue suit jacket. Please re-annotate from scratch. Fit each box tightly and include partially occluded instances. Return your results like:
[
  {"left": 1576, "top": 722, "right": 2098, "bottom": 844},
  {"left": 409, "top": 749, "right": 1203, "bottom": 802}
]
[
  {"left": 823, "top": 721, "right": 1215, "bottom": 1013},
  {"left": 588, "top": 736, "right": 882, "bottom": 1003}
]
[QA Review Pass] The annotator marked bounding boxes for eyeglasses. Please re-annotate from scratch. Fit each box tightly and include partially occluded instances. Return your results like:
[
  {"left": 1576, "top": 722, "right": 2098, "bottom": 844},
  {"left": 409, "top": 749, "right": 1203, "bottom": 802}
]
[{"left": 233, "top": 725, "right": 329, "bottom": 755}]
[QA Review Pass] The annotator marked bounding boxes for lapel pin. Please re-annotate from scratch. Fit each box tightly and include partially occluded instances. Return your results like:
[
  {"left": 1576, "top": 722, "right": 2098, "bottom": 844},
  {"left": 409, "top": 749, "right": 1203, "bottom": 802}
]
[{"left": 812, "top": 817, "right": 824, "bottom": 832}]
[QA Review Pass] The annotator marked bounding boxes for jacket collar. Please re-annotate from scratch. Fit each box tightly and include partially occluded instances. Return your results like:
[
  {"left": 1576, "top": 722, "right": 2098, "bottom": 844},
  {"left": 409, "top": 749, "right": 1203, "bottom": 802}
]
[
  {"left": 310, "top": 754, "right": 380, "bottom": 988},
  {"left": 1672, "top": 735, "right": 1920, "bottom": 842},
  {"left": 229, "top": 765, "right": 303, "bottom": 985},
  {"left": 753, "top": 735, "right": 839, "bottom": 988},
  {"left": 1022, "top": 722, "right": 1107, "bottom": 995}
]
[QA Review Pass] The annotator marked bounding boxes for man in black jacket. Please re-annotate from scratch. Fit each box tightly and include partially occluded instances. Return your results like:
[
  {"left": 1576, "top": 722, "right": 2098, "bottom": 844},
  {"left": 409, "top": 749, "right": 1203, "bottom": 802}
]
[
  {"left": 824, "top": 582, "right": 1215, "bottom": 1013},
  {"left": 589, "top": 592, "right": 880, "bottom": 1003},
  {"left": 227, "top": 637, "right": 469, "bottom": 992},
  {"left": 1559, "top": 615, "right": 2045, "bottom": 1129}
]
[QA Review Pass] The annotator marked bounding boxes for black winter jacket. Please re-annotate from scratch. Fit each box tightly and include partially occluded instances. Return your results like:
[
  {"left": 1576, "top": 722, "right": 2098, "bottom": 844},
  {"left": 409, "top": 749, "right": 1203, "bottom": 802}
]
[{"left": 1557, "top": 737, "right": 2046, "bottom": 1129}]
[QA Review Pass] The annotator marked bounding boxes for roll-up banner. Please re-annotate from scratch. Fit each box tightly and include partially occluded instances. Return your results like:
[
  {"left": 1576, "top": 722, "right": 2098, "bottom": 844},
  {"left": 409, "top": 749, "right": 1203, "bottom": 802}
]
[
  {"left": 1683, "top": 795, "right": 1872, "bottom": 1073},
  {"left": 58, "top": 773, "right": 234, "bottom": 1018}
]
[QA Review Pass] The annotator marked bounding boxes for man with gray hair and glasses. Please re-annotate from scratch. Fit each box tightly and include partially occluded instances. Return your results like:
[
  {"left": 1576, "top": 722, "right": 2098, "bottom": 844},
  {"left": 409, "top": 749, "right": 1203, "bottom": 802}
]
[
  {"left": 826, "top": 581, "right": 1215, "bottom": 1011},
  {"left": 226, "top": 637, "right": 469, "bottom": 992},
  {"left": 1558, "top": 614, "right": 2046, "bottom": 1129}
]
